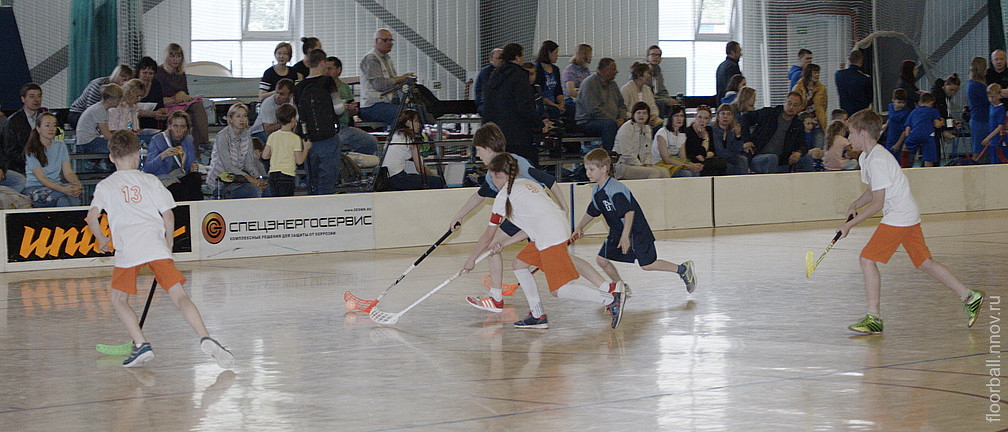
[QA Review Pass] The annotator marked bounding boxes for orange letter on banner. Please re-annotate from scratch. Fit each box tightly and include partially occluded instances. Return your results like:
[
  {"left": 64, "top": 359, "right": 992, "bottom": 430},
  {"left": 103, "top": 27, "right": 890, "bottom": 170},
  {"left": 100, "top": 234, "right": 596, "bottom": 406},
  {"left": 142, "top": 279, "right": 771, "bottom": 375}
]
[
  {"left": 20, "top": 227, "right": 53, "bottom": 259},
  {"left": 49, "top": 227, "right": 91, "bottom": 257}
]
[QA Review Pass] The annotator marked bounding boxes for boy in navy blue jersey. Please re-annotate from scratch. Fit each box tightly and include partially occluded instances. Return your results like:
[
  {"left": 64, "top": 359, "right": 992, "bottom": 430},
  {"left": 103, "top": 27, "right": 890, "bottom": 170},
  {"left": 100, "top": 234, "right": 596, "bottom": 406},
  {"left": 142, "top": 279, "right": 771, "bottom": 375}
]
[
  {"left": 450, "top": 122, "right": 567, "bottom": 312},
  {"left": 573, "top": 148, "right": 697, "bottom": 293},
  {"left": 883, "top": 88, "right": 910, "bottom": 156},
  {"left": 900, "top": 92, "right": 943, "bottom": 167}
]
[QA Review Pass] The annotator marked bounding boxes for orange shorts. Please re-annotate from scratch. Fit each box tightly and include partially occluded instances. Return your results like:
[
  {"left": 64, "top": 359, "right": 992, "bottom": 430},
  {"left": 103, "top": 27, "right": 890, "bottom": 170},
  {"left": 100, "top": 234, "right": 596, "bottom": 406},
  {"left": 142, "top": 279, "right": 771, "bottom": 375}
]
[
  {"left": 860, "top": 223, "right": 932, "bottom": 268},
  {"left": 111, "top": 259, "right": 186, "bottom": 294},
  {"left": 516, "top": 241, "right": 580, "bottom": 292}
]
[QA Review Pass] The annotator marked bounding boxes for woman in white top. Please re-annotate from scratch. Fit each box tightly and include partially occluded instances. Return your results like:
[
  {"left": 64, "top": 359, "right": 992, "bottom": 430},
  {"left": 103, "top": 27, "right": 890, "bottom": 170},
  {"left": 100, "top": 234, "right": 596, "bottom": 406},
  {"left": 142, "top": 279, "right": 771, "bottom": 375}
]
[
  {"left": 380, "top": 109, "right": 445, "bottom": 190},
  {"left": 652, "top": 105, "right": 701, "bottom": 177},
  {"left": 612, "top": 102, "right": 669, "bottom": 179}
]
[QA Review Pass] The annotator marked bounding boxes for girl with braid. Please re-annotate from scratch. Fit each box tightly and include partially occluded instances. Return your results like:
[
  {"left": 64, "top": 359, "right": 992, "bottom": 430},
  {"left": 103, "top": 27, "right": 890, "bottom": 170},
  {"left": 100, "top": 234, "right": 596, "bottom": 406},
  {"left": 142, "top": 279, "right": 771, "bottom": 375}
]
[{"left": 461, "top": 153, "right": 628, "bottom": 329}]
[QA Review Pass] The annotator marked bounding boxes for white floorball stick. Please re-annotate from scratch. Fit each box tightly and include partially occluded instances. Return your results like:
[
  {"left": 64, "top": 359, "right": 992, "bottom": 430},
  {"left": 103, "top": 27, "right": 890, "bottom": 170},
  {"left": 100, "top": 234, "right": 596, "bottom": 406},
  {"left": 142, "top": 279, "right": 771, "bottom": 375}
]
[{"left": 370, "top": 251, "right": 492, "bottom": 325}]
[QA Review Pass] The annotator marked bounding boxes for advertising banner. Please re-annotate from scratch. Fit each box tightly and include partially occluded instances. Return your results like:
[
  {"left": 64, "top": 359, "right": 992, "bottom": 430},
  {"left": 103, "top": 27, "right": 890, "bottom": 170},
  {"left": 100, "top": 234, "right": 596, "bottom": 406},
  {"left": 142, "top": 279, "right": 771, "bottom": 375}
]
[{"left": 197, "top": 195, "right": 373, "bottom": 259}]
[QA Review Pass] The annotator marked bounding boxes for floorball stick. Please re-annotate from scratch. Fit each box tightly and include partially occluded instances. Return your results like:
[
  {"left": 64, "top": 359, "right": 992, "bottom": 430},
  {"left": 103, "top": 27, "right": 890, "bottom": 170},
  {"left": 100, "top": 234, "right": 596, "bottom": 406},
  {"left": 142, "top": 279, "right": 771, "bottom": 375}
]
[
  {"left": 806, "top": 214, "right": 855, "bottom": 278},
  {"left": 96, "top": 279, "right": 157, "bottom": 355},
  {"left": 345, "top": 227, "right": 456, "bottom": 312},
  {"left": 370, "top": 251, "right": 492, "bottom": 325}
]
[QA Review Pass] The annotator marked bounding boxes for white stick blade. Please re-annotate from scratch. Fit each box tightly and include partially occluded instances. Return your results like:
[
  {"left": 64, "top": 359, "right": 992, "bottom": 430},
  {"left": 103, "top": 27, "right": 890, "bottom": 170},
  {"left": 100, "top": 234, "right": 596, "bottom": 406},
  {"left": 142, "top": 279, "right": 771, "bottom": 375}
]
[{"left": 369, "top": 307, "right": 399, "bottom": 325}]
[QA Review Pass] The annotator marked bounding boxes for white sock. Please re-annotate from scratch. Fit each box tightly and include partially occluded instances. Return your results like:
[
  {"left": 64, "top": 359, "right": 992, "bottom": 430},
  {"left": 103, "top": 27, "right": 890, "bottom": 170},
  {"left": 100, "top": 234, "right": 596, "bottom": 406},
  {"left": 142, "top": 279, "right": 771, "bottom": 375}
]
[
  {"left": 489, "top": 287, "right": 502, "bottom": 302},
  {"left": 557, "top": 282, "right": 612, "bottom": 304},
  {"left": 514, "top": 268, "right": 544, "bottom": 318}
]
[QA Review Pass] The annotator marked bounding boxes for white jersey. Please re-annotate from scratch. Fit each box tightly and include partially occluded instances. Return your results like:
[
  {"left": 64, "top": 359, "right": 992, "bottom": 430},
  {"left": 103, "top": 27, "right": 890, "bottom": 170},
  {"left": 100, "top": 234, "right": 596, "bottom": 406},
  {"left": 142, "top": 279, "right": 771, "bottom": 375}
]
[
  {"left": 90, "top": 169, "right": 177, "bottom": 268},
  {"left": 490, "top": 178, "right": 570, "bottom": 249},
  {"left": 859, "top": 145, "right": 921, "bottom": 227},
  {"left": 652, "top": 127, "right": 686, "bottom": 162}
]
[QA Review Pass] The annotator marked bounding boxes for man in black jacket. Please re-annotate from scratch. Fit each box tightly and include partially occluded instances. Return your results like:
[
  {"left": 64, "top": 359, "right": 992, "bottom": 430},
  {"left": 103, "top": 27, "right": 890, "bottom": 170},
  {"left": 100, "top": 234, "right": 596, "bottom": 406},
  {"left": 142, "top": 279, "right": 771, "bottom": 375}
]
[
  {"left": 716, "top": 41, "right": 742, "bottom": 101},
  {"left": 0, "top": 83, "right": 40, "bottom": 192},
  {"left": 481, "top": 43, "right": 546, "bottom": 167},
  {"left": 740, "top": 91, "right": 813, "bottom": 173}
]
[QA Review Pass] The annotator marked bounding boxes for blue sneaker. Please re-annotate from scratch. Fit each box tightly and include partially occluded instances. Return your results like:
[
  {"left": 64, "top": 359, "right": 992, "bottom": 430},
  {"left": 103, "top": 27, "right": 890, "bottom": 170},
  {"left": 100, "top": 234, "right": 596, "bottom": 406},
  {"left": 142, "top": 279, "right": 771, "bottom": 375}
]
[
  {"left": 609, "top": 292, "right": 626, "bottom": 329},
  {"left": 514, "top": 312, "right": 549, "bottom": 329},
  {"left": 123, "top": 343, "right": 154, "bottom": 368}
]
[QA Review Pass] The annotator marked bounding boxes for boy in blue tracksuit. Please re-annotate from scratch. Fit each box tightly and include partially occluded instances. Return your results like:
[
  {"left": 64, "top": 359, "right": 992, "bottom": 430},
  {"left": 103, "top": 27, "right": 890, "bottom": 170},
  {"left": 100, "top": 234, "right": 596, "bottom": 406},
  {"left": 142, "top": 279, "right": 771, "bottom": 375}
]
[
  {"left": 901, "top": 92, "right": 943, "bottom": 167},
  {"left": 573, "top": 148, "right": 697, "bottom": 294},
  {"left": 884, "top": 89, "right": 910, "bottom": 156}
]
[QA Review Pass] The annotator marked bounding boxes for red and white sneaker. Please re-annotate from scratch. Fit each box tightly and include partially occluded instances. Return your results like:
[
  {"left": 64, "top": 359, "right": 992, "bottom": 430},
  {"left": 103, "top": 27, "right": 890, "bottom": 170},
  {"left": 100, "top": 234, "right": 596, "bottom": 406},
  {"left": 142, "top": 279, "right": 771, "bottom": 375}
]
[{"left": 466, "top": 295, "right": 504, "bottom": 312}]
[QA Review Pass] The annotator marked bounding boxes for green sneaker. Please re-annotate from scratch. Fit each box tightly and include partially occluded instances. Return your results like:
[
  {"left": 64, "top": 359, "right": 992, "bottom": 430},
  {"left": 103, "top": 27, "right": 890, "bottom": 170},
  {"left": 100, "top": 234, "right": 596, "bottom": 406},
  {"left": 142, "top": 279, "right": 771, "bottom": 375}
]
[
  {"left": 965, "top": 290, "right": 985, "bottom": 328},
  {"left": 848, "top": 314, "right": 883, "bottom": 334}
]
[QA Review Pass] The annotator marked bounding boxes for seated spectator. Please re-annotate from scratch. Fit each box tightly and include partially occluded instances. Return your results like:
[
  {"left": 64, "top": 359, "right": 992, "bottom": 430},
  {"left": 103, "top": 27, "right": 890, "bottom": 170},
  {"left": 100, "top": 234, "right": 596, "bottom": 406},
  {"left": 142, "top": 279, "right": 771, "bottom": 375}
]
[
  {"left": 831, "top": 109, "right": 848, "bottom": 123},
  {"left": 721, "top": 74, "right": 746, "bottom": 105},
  {"left": 652, "top": 105, "right": 700, "bottom": 177},
  {"left": 155, "top": 43, "right": 210, "bottom": 154},
  {"left": 250, "top": 78, "right": 294, "bottom": 144},
  {"left": 823, "top": 120, "right": 858, "bottom": 171},
  {"left": 68, "top": 65, "right": 132, "bottom": 128},
  {"left": 260, "top": 42, "right": 299, "bottom": 102},
  {"left": 1, "top": 83, "right": 42, "bottom": 189},
  {"left": 482, "top": 43, "right": 546, "bottom": 167},
  {"left": 474, "top": 48, "right": 503, "bottom": 114},
  {"left": 711, "top": 104, "right": 748, "bottom": 175},
  {"left": 789, "top": 49, "right": 812, "bottom": 90},
  {"left": 740, "top": 91, "right": 814, "bottom": 173},
  {"left": 360, "top": 29, "right": 417, "bottom": 129},
  {"left": 799, "top": 112, "right": 817, "bottom": 151},
  {"left": 620, "top": 62, "right": 662, "bottom": 129},
  {"left": 535, "top": 40, "right": 567, "bottom": 122},
  {"left": 731, "top": 86, "right": 756, "bottom": 116},
  {"left": 77, "top": 84, "right": 122, "bottom": 154},
  {"left": 135, "top": 56, "right": 168, "bottom": 130},
  {"left": 562, "top": 44, "right": 592, "bottom": 115},
  {"left": 24, "top": 112, "right": 82, "bottom": 207},
  {"left": 144, "top": 111, "right": 203, "bottom": 201},
  {"left": 206, "top": 103, "right": 267, "bottom": 199},
  {"left": 684, "top": 106, "right": 726, "bottom": 176},
  {"left": 793, "top": 63, "right": 827, "bottom": 149},
  {"left": 382, "top": 109, "right": 445, "bottom": 190},
  {"left": 575, "top": 58, "right": 626, "bottom": 151},
  {"left": 645, "top": 45, "right": 677, "bottom": 118},
  {"left": 109, "top": 79, "right": 157, "bottom": 143},
  {"left": 262, "top": 104, "right": 310, "bottom": 197},
  {"left": 613, "top": 102, "right": 668, "bottom": 179},
  {"left": 290, "top": 37, "right": 320, "bottom": 81},
  {"left": 324, "top": 56, "right": 380, "bottom": 156},
  {"left": 524, "top": 62, "right": 548, "bottom": 120}
]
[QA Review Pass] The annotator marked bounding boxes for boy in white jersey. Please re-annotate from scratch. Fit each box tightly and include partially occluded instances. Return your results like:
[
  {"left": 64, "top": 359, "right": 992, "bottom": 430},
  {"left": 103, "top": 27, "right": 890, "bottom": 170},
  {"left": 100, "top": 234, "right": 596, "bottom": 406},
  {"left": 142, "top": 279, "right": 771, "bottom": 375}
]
[
  {"left": 461, "top": 153, "right": 626, "bottom": 329},
  {"left": 837, "top": 110, "right": 984, "bottom": 334},
  {"left": 86, "top": 130, "right": 235, "bottom": 368}
]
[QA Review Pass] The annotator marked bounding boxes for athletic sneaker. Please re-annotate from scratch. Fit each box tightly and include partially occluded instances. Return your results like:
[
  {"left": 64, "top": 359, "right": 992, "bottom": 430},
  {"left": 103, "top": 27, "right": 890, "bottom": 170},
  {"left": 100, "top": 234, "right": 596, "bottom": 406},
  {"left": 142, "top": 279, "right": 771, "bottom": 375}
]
[
  {"left": 514, "top": 312, "right": 549, "bottom": 329},
  {"left": 123, "top": 343, "right": 154, "bottom": 368},
  {"left": 200, "top": 337, "right": 236, "bottom": 369},
  {"left": 680, "top": 260, "right": 697, "bottom": 293},
  {"left": 965, "top": 290, "right": 985, "bottom": 327},
  {"left": 609, "top": 292, "right": 626, "bottom": 329},
  {"left": 466, "top": 295, "right": 504, "bottom": 313},
  {"left": 848, "top": 314, "right": 883, "bottom": 334}
]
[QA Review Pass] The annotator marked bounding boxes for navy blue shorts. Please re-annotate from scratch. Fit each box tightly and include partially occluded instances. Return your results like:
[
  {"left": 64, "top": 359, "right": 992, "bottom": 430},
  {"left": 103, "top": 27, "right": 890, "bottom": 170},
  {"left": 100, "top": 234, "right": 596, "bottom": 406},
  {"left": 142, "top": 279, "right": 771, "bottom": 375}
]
[{"left": 599, "top": 235, "right": 657, "bottom": 266}]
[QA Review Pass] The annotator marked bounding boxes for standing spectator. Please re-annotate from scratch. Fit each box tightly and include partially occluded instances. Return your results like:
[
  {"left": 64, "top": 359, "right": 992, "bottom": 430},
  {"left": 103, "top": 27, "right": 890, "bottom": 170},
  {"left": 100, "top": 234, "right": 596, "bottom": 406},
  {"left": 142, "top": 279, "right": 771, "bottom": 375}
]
[
  {"left": 562, "top": 44, "right": 593, "bottom": 115},
  {"left": 620, "top": 62, "right": 662, "bottom": 129},
  {"left": 986, "top": 49, "right": 1008, "bottom": 104},
  {"left": 259, "top": 42, "right": 299, "bottom": 102},
  {"left": 206, "top": 103, "right": 267, "bottom": 199},
  {"left": 24, "top": 112, "right": 82, "bottom": 207},
  {"left": 711, "top": 104, "right": 748, "bottom": 175},
  {"left": 482, "top": 43, "right": 545, "bottom": 167},
  {"left": 535, "top": 40, "right": 567, "bottom": 122},
  {"left": 155, "top": 43, "right": 211, "bottom": 154},
  {"left": 645, "top": 45, "right": 677, "bottom": 118},
  {"left": 884, "top": 89, "right": 911, "bottom": 155},
  {"left": 294, "top": 48, "right": 343, "bottom": 195},
  {"left": 575, "top": 58, "right": 626, "bottom": 152},
  {"left": 76, "top": 84, "right": 122, "bottom": 154},
  {"left": 790, "top": 49, "right": 813, "bottom": 90},
  {"left": 325, "top": 56, "right": 380, "bottom": 156},
  {"left": 981, "top": 84, "right": 1006, "bottom": 165},
  {"left": 684, "top": 106, "right": 726, "bottom": 176},
  {"left": 740, "top": 92, "right": 814, "bottom": 173},
  {"left": 835, "top": 50, "right": 872, "bottom": 115},
  {"left": 896, "top": 60, "right": 921, "bottom": 110},
  {"left": 474, "top": 48, "right": 503, "bottom": 114},
  {"left": 900, "top": 92, "right": 943, "bottom": 167},
  {"left": 360, "top": 29, "right": 417, "bottom": 129},
  {"left": 290, "top": 37, "right": 320, "bottom": 81},
  {"left": 967, "top": 57, "right": 990, "bottom": 155},
  {"left": 144, "top": 111, "right": 203, "bottom": 202},
  {"left": 1, "top": 83, "right": 43, "bottom": 185},
  {"left": 612, "top": 102, "right": 668, "bottom": 179},
  {"left": 135, "top": 56, "right": 168, "bottom": 130},
  {"left": 716, "top": 41, "right": 742, "bottom": 101},
  {"left": 793, "top": 63, "right": 827, "bottom": 149},
  {"left": 262, "top": 104, "right": 310, "bottom": 197},
  {"left": 721, "top": 74, "right": 746, "bottom": 104},
  {"left": 68, "top": 65, "right": 132, "bottom": 128},
  {"left": 249, "top": 78, "right": 294, "bottom": 144},
  {"left": 652, "top": 105, "right": 700, "bottom": 177},
  {"left": 929, "top": 73, "right": 961, "bottom": 161},
  {"left": 381, "top": 109, "right": 445, "bottom": 190}
]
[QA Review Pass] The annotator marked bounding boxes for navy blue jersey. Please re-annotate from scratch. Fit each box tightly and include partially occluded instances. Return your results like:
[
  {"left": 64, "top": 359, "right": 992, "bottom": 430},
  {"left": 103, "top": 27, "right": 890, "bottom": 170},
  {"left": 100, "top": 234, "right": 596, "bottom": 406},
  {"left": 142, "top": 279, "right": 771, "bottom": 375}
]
[
  {"left": 586, "top": 177, "right": 654, "bottom": 244},
  {"left": 478, "top": 153, "right": 557, "bottom": 198}
]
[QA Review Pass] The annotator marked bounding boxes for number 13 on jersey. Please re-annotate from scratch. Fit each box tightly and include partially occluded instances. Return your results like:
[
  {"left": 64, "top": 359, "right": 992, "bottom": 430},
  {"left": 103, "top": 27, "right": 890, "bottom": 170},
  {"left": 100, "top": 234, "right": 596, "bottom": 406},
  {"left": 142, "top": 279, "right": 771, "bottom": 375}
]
[{"left": 121, "top": 186, "right": 143, "bottom": 203}]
